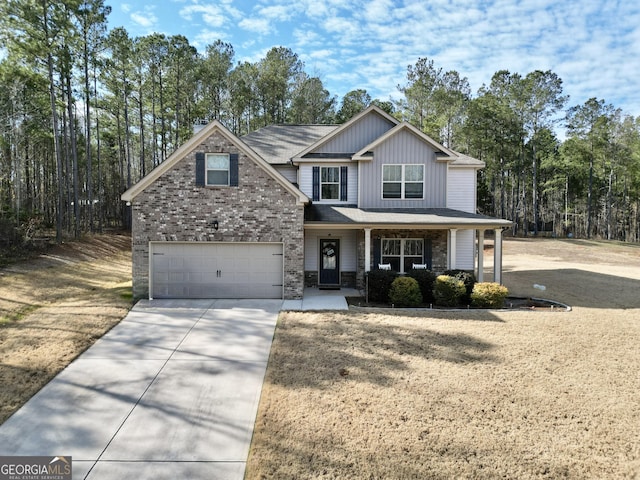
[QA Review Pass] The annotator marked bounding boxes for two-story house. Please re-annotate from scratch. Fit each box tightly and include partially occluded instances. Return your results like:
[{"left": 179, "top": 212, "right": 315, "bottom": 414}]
[{"left": 121, "top": 105, "right": 511, "bottom": 300}]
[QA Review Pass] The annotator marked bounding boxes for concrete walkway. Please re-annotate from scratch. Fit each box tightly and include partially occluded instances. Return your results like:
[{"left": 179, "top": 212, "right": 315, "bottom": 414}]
[
  {"left": 0, "top": 299, "right": 281, "bottom": 480},
  {"left": 282, "top": 287, "right": 360, "bottom": 311}
]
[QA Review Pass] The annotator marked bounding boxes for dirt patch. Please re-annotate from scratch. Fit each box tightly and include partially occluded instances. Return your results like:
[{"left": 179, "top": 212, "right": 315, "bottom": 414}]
[
  {"left": 0, "top": 233, "right": 133, "bottom": 424},
  {"left": 246, "top": 238, "right": 640, "bottom": 479}
]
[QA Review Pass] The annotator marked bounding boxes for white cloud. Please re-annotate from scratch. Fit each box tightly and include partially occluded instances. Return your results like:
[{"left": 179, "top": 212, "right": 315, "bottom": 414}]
[
  {"left": 130, "top": 11, "right": 157, "bottom": 28},
  {"left": 257, "top": 4, "right": 294, "bottom": 21},
  {"left": 180, "top": 4, "right": 225, "bottom": 27},
  {"left": 238, "top": 17, "right": 272, "bottom": 36}
]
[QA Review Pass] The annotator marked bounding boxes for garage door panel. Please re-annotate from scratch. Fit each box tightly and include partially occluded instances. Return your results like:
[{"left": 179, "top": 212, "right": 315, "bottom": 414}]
[{"left": 151, "top": 243, "right": 283, "bottom": 299}]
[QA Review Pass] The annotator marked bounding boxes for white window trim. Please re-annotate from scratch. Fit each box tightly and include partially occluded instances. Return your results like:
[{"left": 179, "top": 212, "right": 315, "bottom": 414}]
[
  {"left": 206, "top": 153, "right": 230, "bottom": 186},
  {"left": 382, "top": 164, "right": 424, "bottom": 200},
  {"left": 320, "top": 166, "right": 340, "bottom": 201},
  {"left": 381, "top": 238, "right": 424, "bottom": 273}
]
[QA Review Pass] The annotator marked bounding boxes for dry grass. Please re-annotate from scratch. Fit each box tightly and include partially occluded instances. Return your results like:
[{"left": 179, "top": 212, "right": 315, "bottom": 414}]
[
  {"left": 247, "top": 238, "right": 640, "bottom": 479},
  {"left": 0, "top": 233, "right": 133, "bottom": 424}
]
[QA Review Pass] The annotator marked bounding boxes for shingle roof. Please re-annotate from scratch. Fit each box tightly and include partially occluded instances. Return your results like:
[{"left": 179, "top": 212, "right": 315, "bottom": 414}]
[
  {"left": 242, "top": 125, "right": 338, "bottom": 165},
  {"left": 305, "top": 205, "right": 512, "bottom": 228},
  {"left": 450, "top": 152, "right": 485, "bottom": 167}
]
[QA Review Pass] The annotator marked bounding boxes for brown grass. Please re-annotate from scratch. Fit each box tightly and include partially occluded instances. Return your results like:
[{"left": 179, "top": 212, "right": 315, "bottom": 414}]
[
  {"left": 0, "top": 233, "right": 133, "bottom": 424},
  {"left": 247, "top": 238, "right": 640, "bottom": 479}
]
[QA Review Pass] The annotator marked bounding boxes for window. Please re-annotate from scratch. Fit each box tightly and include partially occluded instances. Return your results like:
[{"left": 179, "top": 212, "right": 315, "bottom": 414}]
[
  {"left": 206, "top": 153, "right": 229, "bottom": 186},
  {"left": 312, "top": 165, "right": 348, "bottom": 202},
  {"left": 321, "top": 167, "right": 340, "bottom": 200},
  {"left": 381, "top": 238, "right": 424, "bottom": 273},
  {"left": 382, "top": 164, "right": 424, "bottom": 199}
]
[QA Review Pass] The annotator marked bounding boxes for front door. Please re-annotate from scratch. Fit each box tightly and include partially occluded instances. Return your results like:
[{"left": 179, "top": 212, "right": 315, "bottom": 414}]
[{"left": 319, "top": 239, "right": 340, "bottom": 285}]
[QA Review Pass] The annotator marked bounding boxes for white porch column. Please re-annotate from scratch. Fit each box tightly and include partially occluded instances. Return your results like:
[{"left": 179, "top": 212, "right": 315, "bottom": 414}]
[
  {"left": 477, "top": 229, "right": 485, "bottom": 282},
  {"left": 494, "top": 228, "right": 503, "bottom": 284},
  {"left": 449, "top": 229, "right": 457, "bottom": 270},
  {"left": 364, "top": 228, "right": 372, "bottom": 272}
]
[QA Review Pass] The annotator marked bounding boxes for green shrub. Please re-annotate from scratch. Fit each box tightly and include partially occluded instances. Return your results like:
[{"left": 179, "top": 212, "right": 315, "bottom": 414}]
[
  {"left": 389, "top": 276, "right": 423, "bottom": 307},
  {"left": 443, "top": 269, "right": 476, "bottom": 304},
  {"left": 407, "top": 269, "right": 437, "bottom": 304},
  {"left": 471, "top": 282, "right": 509, "bottom": 308},
  {"left": 367, "top": 270, "right": 398, "bottom": 303},
  {"left": 434, "top": 275, "right": 466, "bottom": 307}
]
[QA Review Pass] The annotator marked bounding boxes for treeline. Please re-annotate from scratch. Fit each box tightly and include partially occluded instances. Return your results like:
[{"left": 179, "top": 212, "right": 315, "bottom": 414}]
[{"left": 1, "top": 0, "right": 639, "bottom": 246}]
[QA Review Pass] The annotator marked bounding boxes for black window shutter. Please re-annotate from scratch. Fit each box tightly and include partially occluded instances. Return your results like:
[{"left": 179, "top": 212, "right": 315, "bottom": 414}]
[
  {"left": 229, "top": 153, "right": 239, "bottom": 186},
  {"left": 424, "top": 238, "right": 432, "bottom": 270},
  {"left": 373, "top": 237, "right": 381, "bottom": 269},
  {"left": 340, "top": 166, "right": 348, "bottom": 201},
  {"left": 312, "top": 166, "right": 320, "bottom": 201},
  {"left": 195, "top": 152, "right": 205, "bottom": 186}
]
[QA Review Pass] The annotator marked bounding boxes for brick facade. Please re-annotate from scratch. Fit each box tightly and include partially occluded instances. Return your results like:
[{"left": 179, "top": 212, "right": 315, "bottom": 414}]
[{"left": 130, "top": 130, "right": 305, "bottom": 300}]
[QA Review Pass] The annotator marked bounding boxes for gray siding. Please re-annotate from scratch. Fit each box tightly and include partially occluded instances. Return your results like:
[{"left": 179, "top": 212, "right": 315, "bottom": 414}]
[
  {"left": 455, "top": 229, "right": 475, "bottom": 269},
  {"left": 316, "top": 113, "right": 395, "bottom": 153},
  {"left": 359, "top": 130, "right": 448, "bottom": 208},
  {"left": 299, "top": 163, "right": 358, "bottom": 204},
  {"left": 447, "top": 168, "right": 476, "bottom": 213},
  {"left": 273, "top": 165, "right": 298, "bottom": 184}
]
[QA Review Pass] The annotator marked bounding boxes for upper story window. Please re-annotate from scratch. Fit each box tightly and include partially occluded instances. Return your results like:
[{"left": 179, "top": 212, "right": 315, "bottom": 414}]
[
  {"left": 382, "top": 164, "right": 424, "bottom": 199},
  {"left": 206, "top": 153, "right": 230, "bottom": 186},
  {"left": 312, "top": 165, "right": 348, "bottom": 202},
  {"left": 321, "top": 167, "right": 340, "bottom": 200}
]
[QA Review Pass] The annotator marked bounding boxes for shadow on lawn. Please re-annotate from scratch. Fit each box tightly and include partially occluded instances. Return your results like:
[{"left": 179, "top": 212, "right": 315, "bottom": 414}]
[
  {"left": 504, "top": 268, "right": 640, "bottom": 309},
  {"left": 267, "top": 311, "right": 498, "bottom": 390}
]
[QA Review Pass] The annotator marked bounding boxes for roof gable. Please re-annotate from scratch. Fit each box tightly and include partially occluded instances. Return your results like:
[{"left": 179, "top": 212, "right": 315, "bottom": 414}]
[
  {"left": 294, "top": 105, "right": 399, "bottom": 160},
  {"left": 121, "top": 120, "right": 309, "bottom": 203},
  {"left": 353, "top": 122, "right": 485, "bottom": 167}
]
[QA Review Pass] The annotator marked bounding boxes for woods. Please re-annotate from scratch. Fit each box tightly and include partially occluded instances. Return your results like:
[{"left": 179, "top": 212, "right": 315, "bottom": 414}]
[{"left": 1, "top": 0, "right": 640, "bottom": 247}]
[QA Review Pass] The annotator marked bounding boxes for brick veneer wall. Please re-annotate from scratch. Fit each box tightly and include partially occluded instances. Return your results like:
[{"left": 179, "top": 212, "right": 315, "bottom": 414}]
[{"left": 130, "top": 131, "right": 305, "bottom": 300}]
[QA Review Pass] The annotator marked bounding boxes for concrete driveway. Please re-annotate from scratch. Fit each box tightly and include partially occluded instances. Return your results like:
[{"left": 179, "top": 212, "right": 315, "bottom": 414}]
[{"left": 0, "top": 299, "right": 281, "bottom": 479}]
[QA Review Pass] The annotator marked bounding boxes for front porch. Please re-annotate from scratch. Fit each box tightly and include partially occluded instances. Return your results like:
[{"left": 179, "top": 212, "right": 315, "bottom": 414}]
[{"left": 304, "top": 205, "right": 512, "bottom": 291}]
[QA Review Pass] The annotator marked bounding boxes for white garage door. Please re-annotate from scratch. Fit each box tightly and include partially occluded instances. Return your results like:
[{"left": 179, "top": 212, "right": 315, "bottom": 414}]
[{"left": 150, "top": 242, "right": 283, "bottom": 299}]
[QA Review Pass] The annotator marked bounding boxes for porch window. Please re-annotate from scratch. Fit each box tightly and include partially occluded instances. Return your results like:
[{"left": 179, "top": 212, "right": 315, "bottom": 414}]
[
  {"left": 382, "top": 164, "right": 424, "bottom": 199},
  {"left": 381, "top": 238, "right": 424, "bottom": 273},
  {"left": 321, "top": 167, "right": 340, "bottom": 200}
]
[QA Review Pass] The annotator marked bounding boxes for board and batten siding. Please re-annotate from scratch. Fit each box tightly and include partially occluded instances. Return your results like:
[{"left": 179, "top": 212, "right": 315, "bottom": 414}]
[
  {"left": 315, "top": 113, "right": 395, "bottom": 153},
  {"left": 359, "top": 130, "right": 448, "bottom": 208},
  {"left": 447, "top": 168, "right": 476, "bottom": 213},
  {"left": 304, "top": 230, "right": 358, "bottom": 271},
  {"left": 299, "top": 163, "right": 358, "bottom": 204}
]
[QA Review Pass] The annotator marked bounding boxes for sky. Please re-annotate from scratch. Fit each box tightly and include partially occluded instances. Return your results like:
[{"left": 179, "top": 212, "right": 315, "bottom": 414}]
[{"left": 108, "top": 0, "right": 640, "bottom": 118}]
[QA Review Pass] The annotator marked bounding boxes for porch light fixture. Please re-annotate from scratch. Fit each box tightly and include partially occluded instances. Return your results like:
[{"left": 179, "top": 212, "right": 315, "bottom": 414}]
[{"left": 212, "top": 220, "right": 219, "bottom": 231}]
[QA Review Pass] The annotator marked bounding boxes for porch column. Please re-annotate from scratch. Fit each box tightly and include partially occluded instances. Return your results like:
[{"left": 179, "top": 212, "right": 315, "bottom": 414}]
[
  {"left": 449, "top": 229, "right": 457, "bottom": 270},
  {"left": 364, "top": 228, "right": 372, "bottom": 272},
  {"left": 477, "top": 229, "right": 485, "bottom": 282},
  {"left": 494, "top": 228, "right": 503, "bottom": 284}
]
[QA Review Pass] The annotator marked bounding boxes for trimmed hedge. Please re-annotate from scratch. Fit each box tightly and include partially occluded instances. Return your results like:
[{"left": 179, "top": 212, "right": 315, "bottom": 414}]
[
  {"left": 389, "top": 276, "right": 423, "bottom": 307},
  {"left": 407, "top": 269, "right": 437, "bottom": 304},
  {"left": 443, "top": 269, "right": 476, "bottom": 305},
  {"left": 471, "top": 282, "right": 509, "bottom": 308},
  {"left": 434, "top": 275, "right": 466, "bottom": 307},
  {"left": 367, "top": 270, "right": 398, "bottom": 303}
]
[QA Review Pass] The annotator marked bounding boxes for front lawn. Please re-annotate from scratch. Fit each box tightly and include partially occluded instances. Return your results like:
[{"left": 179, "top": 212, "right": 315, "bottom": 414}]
[{"left": 246, "top": 238, "right": 640, "bottom": 479}]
